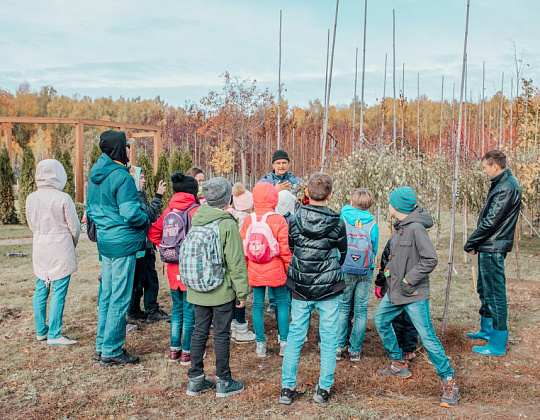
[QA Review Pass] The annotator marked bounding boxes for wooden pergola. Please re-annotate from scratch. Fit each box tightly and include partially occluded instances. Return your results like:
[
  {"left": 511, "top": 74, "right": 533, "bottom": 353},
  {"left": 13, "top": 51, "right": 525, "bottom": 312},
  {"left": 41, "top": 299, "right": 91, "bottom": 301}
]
[{"left": 0, "top": 117, "right": 162, "bottom": 203}]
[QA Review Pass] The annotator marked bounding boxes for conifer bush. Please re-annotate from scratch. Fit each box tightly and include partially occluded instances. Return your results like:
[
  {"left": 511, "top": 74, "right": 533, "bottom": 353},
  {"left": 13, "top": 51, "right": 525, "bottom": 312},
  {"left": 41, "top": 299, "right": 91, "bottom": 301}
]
[
  {"left": 136, "top": 153, "right": 155, "bottom": 199},
  {"left": 62, "top": 150, "right": 76, "bottom": 201},
  {"left": 18, "top": 147, "right": 36, "bottom": 225},
  {"left": 0, "top": 147, "right": 18, "bottom": 225},
  {"left": 155, "top": 152, "right": 171, "bottom": 206}
]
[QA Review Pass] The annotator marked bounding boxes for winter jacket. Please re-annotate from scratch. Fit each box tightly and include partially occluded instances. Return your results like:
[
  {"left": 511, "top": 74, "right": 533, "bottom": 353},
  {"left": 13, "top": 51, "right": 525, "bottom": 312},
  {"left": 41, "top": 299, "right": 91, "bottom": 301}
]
[
  {"left": 286, "top": 204, "right": 347, "bottom": 301},
  {"left": 148, "top": 192, "right": 199, "bottom": 291},
  {"left": 185, "top": 204, "right": 249, "bottom": 307},
  {"left": 139, "top": 190, "right": 163, "bottom": 251},
  {"left": 386, "top": 207, "right": 438, "bottom": 305},
  {"left": 240, "top": 182, "right": 292, "bottom": 288},
  {"left": 259, "top": 171, "right": 303, "bottom": 194},
  {"left": 340, "top": 205, "right": 380, "bottom": 268},
  {"left": 464, "top": 168, "right": 522, "bottom": 253},
  {"left": 375, "top": 239, "right": 392, "bottom": 296},
  {"left": 26, "top": 159, "right": 80, "bottom": 282},
  {"left": 86, "top": 153, "right": 149, "bottom": 258}
]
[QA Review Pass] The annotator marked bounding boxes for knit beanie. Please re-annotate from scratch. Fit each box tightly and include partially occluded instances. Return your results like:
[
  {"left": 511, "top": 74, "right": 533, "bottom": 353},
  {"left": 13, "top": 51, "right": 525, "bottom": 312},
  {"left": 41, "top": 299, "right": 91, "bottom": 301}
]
[
  {"left": 203, "top": 177, "right": 233, "bottom": 209},
  {"left": 171, "top": 172, "right": 198, "bottom": 201},
  {"left": 389, "top": 186, "right": 417, "bottom": 214},
  {"left": 272, "top": 149, "right": 290, "bottom": 163},
  {"left": 232, "top": 183, "right": 253, "bottom": 212},
  {"left": 275, "top": 190, "right": 297, "bottom": 217}
]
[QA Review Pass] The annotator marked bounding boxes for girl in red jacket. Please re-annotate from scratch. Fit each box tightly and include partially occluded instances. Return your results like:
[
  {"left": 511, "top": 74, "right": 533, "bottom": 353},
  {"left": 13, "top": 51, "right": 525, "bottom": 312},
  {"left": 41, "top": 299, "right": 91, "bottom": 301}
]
[
  {"left": 240, "top": 183, "right": 292, "bottom": 358},
  {"left": 148, "top": 173, "right": 199, "bottom": 365}
]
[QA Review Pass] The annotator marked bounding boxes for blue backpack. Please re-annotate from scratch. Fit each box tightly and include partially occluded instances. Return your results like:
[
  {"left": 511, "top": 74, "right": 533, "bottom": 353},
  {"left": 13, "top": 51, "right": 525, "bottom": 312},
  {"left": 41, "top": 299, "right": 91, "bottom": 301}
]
[
  {"left": 158, "top": 204, "right": 199, "bottom": 263},
  {"left": 342, "top": 219, "right": 375, "bottom": 275}
]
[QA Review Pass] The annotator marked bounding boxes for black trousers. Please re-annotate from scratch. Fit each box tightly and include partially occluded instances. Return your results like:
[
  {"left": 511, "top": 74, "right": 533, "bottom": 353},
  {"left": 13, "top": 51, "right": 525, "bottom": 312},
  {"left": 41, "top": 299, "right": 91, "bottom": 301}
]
[
  {"left": 392, "top": 311, "right": 418, "bottom": 353},
  {"left": 188, "top": 300, "right": 235, "bottom": 380},
  {"left": 129, "top": 251, "right": 160, "bottom": 314}
]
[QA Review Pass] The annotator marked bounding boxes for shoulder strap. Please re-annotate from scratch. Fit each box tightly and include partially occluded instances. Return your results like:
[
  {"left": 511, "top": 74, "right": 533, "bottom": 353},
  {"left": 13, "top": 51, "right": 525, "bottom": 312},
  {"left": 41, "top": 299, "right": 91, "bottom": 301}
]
[
  {"left": 186, "top": 203, "right": 199, "bottom": 212},
  {"left": 261, "top": 211, "right": 275, "bottom": 223},
  {"left": 250, "top": 213, "right": 257, "bottom": 224}
]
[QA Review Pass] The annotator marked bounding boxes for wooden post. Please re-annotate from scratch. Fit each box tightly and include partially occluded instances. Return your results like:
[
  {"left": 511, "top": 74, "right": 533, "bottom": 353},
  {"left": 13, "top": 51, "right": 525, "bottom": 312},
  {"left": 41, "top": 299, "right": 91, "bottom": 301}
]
[
  {"left": 153, "top": 130, "right": 162, "bottom": 174},
  {"left": 75, "top": 120, "right": 84, "bottom": 203},
  {"left": 127, "top": 135, "right": 136, "bottom": 165}
]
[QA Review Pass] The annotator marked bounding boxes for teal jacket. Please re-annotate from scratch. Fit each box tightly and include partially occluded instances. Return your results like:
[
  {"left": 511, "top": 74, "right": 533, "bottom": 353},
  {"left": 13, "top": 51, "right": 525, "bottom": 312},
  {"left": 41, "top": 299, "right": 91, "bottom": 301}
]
[
  {"left": 340, "top": 205, "right": 379, "bottom": 262},
  {"left": 86, "top": 154, "right": 149, "bottom": 258}
]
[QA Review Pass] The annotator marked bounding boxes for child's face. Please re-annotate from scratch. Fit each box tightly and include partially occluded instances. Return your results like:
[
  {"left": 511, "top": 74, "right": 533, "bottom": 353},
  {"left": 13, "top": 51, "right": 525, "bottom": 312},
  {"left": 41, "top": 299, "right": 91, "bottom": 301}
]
[
  {"left": 389, "top": 203, "right": 397, "bottom": 218},
  {"left": 195, "top": 173, "right": 205, "bottom": 186},
  {"left": 139, "top": 172, "right": 146, "bottom": 190}
]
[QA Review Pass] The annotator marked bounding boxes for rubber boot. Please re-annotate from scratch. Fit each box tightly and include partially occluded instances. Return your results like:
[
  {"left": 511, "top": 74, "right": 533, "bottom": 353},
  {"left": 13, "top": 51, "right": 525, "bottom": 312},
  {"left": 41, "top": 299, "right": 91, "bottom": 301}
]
[
  {"left": 231, "top": 320, "right": 255, "bottom": 343},
  {"left": 466, "top": 316, "right": 493, "bottom": 341},
  {"left": 472, "top": 329, "right": 508, "bottom": 356}
]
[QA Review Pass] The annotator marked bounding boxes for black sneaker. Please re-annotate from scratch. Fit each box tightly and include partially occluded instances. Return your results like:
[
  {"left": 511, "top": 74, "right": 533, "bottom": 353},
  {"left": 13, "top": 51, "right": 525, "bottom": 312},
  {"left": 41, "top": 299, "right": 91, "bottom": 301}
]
[
  {"left": 440, "top": 377, "right": 461, "bottom": 408},
  {"left": 186, "top": 375, "right": 215, "bottom": 396},
  {"left": 279, "top": 388, "right": 298, "bottom": 405},
  {"left": 216, "top": 377, "right": 244, "bottom": 398},
  {"left": 146, "top": 308, "right": 171, "bottom": 324},
  {"left": 93, "top": 351, "right": 101, "bottom": 362},
  {"left": 99, "top": 350, "right": 139, "bottom": 367},
  {"left": 126, "top": 310, "right": 147, "bottom": 322},
  {"left": 313, "top": 385, "right": 331, "bottom": 404}
]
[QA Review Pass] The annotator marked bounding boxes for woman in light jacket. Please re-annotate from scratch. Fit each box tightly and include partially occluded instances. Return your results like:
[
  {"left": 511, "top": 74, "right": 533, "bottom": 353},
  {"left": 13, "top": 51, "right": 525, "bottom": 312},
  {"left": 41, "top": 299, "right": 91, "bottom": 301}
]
[{"left": 26, "top": 159, "right": 80, "bottom": 346}]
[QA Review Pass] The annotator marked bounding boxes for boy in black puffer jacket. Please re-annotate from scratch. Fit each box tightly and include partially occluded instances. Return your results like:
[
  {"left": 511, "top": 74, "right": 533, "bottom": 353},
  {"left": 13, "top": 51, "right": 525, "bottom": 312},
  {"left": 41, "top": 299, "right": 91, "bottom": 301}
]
[{"left": 279, "top": 172, "right": 347, "bottom": 406}]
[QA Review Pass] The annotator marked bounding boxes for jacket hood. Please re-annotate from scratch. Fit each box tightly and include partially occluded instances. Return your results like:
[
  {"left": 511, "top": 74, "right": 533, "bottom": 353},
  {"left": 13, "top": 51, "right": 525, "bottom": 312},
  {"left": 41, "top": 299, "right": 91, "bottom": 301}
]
[
  {"left": 341, "top": 205, "right": 374, "bottom": 227},
  {"left": 35, "top": 159, "right": 67, "bottom": 191},
  {"left": 90, "top": 153, "right": 128, "bottom": 185},
  {"left": 99, "top": 130, "right": 129, "bottom": 165},
  {"left": 192, "top": 203, "right": 236, "bottom": 226},
  {"left": 395, "top": 206, "right": 434, "bottom": 229},
  {"left": 276, "top": 190, "right": 297, "bottom": 217},
  {"left": 130, "top": 166, "right": 142, "bottom": 191},
  {"left": 296, "top": 205, "right": 342, "bottom": 239},
  {"left": 168, "top": 192, "right": 197, "bottom": 210},
  {"left": 253, "top": 182, "right": 278, "bottom": 212}
]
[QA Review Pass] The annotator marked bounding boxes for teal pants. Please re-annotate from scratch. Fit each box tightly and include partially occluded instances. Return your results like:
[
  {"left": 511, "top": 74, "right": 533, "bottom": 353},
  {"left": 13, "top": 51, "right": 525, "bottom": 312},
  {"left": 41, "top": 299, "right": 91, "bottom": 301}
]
[
  {"left": 477, "top": 252, "right": 508, "bottom": 331},
  {"left": 96, "top": 254, "right": 136, "bottom": 358},
  {"left": 33, "top": 275, "right": 71, "bottom": 339}
]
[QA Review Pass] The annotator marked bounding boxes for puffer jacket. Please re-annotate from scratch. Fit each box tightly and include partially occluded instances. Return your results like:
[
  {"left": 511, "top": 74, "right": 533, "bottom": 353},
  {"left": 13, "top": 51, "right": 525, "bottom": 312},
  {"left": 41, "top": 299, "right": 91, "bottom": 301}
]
[
  {"left": 286, "top": 204, "right": 347, "bottom": 301},
  {"left": 375, "top": 239, "right": 392, "bottom": 296},
  {"left": 148, "top": 192, "right": 199, "bottom": 291},
  {"left": 387, "top": 207, "right": 438, "bottom": 305},
  {"left": 259, "top": 171, "right": 303, "bottom": 194},
  {"left": 240, "top": 183, "right": 292, "bottom": 288},
  {"left": 26, "top": 159, "right": 80, "bottom": 282},
  {"left": 464, "top": 168, "right": 522, "bottom": 253}
]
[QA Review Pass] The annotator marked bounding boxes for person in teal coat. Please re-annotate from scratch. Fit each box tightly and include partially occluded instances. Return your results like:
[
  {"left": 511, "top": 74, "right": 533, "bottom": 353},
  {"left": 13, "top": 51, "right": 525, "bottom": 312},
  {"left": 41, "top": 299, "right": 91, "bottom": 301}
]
[{"left": 86, "top": 130, "right": 149, "bottom": 366}]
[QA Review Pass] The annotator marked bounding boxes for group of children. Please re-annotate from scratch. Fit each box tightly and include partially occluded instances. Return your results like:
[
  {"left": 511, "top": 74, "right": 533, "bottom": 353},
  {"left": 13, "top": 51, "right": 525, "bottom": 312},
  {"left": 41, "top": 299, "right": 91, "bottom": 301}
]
[{"left": 27, "top": 150, "right": 460, "bottom": 408}]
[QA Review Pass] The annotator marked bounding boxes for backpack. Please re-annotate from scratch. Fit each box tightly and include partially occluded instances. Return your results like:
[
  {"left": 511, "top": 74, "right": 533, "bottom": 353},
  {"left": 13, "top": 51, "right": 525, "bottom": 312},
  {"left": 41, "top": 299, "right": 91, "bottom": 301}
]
[
  {"left": 179, "top": 219, "right": 225, "bottom": 292},
  {"left": 158, "top": 204, "right": 199, "bottom": 263},
  {"left": 342, "top": 219, "right": 375, "bottom": 275},
  {"left": 242, "top": 212, "right": 280, "bottom": 264}
]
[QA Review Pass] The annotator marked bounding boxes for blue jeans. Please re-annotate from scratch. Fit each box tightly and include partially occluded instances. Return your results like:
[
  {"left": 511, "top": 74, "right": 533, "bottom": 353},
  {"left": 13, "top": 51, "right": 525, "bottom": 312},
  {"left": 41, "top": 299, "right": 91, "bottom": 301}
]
[
  {"left": 337, "top": 272, "right": 372, "bottom": 353},
  {"left": 282, "top": 296, "right": 340, "bottom": 391},
  {"left": 373, "top": 295, "right": 454, "bottom": 379},
  {"left": 252, "top": 285, "right": 290, "bottom": 342},
  {"left": 33, "top": 275, "right": 71, "bottom": 339},
  {"left": 170, "top": 288, "right": 195, "bottom": 351},
  {"left": 96, "top": 254, "right": 136, "bottom": 358}
]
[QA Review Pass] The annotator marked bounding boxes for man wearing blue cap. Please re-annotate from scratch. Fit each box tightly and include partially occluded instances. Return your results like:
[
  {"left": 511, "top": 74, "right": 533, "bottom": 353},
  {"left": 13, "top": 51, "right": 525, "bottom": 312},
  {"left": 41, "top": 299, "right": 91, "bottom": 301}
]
[{"left": 373, "top": 187, "right": 460, "bottom": 409}]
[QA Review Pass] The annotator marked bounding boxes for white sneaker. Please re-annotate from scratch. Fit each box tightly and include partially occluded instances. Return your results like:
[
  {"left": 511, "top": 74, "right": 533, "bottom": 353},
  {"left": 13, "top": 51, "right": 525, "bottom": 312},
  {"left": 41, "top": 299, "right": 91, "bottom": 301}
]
[
  {"left": 126, "top": 323, "right": 138, "bottom": 333},
  {"left": 37, "top": 333, "right": 48, "bottom": 342},
  {"left": 256, "top": 342, "right": 267, "bottom": 357},
  {"left": 279, "top": 341, "right": 287, "bottom": 357},
  {"left": 47, "top": 335, "right": 77, "bottom": 346}
]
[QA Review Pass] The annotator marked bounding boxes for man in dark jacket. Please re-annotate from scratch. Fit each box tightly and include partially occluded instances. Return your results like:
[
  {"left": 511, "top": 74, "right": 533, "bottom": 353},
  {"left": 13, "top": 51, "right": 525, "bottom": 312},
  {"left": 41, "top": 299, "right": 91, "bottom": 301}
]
[
  {"left": 373, "top": 187, "right": 459, "bottom": 409},
  {"left": 464, "top": 150, "right": 522, "bottom": 357},
  {"left": 279, "top": 172, "right": 347, "bottom": 406},
  {"left": 87, "top": 130, "right": 149, "bottom": 366}
]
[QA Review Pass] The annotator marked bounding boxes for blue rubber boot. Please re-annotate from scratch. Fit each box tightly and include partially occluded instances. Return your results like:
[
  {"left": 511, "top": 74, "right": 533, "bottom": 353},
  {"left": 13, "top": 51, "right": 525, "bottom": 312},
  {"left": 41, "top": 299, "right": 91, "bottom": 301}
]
[
  {"left": 472, "top": 329, "right": 508, "bottom": 356},
  {"left": 466, "top": 316, "right": 493, "bottom": 341}
]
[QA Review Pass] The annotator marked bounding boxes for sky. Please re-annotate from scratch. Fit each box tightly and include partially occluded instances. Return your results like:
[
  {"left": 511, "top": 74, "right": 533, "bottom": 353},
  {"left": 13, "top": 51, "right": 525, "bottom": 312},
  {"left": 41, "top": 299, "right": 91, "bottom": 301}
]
[{"left": 1, "top": 0, "right": 539, "bottom": 108}]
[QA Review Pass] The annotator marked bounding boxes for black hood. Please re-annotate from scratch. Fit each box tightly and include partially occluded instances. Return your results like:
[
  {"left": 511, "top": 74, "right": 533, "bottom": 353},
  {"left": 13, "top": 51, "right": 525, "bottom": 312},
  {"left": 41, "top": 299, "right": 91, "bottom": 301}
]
[{"left": 99, "top": 130, "right": 128, "bottom": 165}]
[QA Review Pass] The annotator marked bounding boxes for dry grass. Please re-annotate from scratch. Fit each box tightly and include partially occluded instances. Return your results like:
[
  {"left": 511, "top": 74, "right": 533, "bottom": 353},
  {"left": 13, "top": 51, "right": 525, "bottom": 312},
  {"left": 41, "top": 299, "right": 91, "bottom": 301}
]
[{"left": 1, "top": 215, "right": 540, "bottom": 419}]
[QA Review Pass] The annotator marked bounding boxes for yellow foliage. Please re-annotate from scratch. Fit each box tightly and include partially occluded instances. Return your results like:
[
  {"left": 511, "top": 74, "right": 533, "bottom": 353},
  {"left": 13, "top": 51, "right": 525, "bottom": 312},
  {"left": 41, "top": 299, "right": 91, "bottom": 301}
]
[{"left": 210, "top": 143, "right": 233, "bottom": 175}]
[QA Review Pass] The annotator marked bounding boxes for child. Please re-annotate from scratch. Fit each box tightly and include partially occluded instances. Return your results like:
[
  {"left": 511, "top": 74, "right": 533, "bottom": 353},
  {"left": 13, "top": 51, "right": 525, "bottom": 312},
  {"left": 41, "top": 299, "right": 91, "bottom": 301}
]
[
  {"left": 280, "top": 172, "right": 347, "bottom": 405},
  {"left": 128, "top": 166, "right": 169, "bottom": 324},
  {"left": 26, "top": 159, "right": 81, "bottom": 346},
  {"left": 231, "top": 182, "right": 253, "bottom": 227},
  {"left": 373, "top": 186, "right": 460, "bottom": 408},
  {"left": 374, "top": 238, "right": 419, "bottom": 361},
  {"left": 187, "top": 166, "right": 206, "bottom": 204},
  {"left": 240, "top": 183, "right": 292, "bottom": 357},
  {"left": 275, "top": 190, "right": 297, "bottom": 223},
  {"left": 337, "top": 188, "right": 379, "bottom": 361},
  {"left": 184, "top": 177, "right": 249, "bottom": 398},
  {"left": 148, "top": 172, "right": 199, "bottom": 364}
]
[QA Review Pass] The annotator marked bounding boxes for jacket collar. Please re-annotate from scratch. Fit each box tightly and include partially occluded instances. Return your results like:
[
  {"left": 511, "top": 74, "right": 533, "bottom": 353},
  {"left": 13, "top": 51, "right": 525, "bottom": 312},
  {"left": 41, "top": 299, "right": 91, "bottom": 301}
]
[{"left": 490, "top": 168, "right": 511, "bottom": 184}]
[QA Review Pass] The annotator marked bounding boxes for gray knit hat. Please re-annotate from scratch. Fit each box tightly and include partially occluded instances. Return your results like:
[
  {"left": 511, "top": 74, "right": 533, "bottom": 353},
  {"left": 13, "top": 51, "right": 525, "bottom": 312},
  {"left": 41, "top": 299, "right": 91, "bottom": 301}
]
[{"left": 202, "top": 177, "right": 232, "bottom": 209}]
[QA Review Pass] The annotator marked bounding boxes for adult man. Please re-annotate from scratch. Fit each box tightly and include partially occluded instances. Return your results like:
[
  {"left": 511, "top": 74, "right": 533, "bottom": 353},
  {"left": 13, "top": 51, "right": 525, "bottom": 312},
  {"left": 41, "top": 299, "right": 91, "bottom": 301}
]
[
  {"left": 259, "top": 150, "right": 302, "bottom": 193},
  {"left": 87, "top": 130, "right": 150, "bottom": 366},
  {"left": 464, "top": 150, "right": 521, "bottom": 356}
]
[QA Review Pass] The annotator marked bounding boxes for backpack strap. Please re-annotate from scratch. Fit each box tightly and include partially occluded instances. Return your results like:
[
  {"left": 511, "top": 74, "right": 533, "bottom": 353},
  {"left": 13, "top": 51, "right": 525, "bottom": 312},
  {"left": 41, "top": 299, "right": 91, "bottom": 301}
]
[
  {"left": 186, "top": 203, "right": 199, "bottom": 213},
  {"left": 250, "top": 212, "right": 257, "bottom": 224},
  {"left": 261, "top": 211, "right": 275, "bottom": 223}
]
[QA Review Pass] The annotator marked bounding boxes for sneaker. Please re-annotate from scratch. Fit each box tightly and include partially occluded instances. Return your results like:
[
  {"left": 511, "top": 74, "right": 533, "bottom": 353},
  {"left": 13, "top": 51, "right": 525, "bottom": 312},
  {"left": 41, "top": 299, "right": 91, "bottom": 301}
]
[
  {"left": 47, "top": 335, "right": 77, "bottom": 346},
  {"left": 403, "top": 351, "right": 416, "bottom": 361},
  {"left": 376, "top": 360, "right": 412, "bottom": 378},
  {"left": 266, "top": 304, "right": 277, "bottom": 315},
  {"left": 440, "top": 377, "right": 460, "bottom": 408},
  {"left": 99, "top": 350, "right": 139, "bottom": 366},
  {"left": 169, "top": 349, "right": 181, "bottom": 362},
  {"left": 37, "top": 333, "right": 48, "bottom": 342},
  {"left": 349, "top": 352, "right": 361, "bottom": 362},
  {"left": 126, "top": 310, "right": 147, "bottom": 322},
  {"left": 216, "top": 377, "right": 244, "bottom": 398},
  {"left": 145, "top": 308, "right": 171, "bottom": 324},
  {"left": 279, "top": 387, "right": 298, "bottom": 405},
  {"left": 126, "top": 323, "right": 138, "bottom": 333},
  {"left": 180, "top": 351, "right": 191, "bottom": 366},
  {"left": 232, "top": 320, "right": 256, "bottom": 343},
  {"left": 336, "top": 349, "right": 344, "bottom": 361},
  {"left": 186, "top": 375, "right": 215, "bottom": 396},
  {"left": 93, "top": 351, "right": 102, "bottom": 362},
  {"left": 279, "top": 341, "right": 287, "bottom": 357},
  {"left": 256, "top": 341, "right": 267, "bottom": 358},
  {"left": 313, "top": 385, "right": 331, "bottom": 404}
]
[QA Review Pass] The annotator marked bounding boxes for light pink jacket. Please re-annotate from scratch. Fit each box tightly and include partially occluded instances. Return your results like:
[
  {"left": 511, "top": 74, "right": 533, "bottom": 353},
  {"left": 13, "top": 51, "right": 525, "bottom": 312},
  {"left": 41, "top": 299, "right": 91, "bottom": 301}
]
[{"left": 26, "top": 159, "right": 80, "bottom": 282}]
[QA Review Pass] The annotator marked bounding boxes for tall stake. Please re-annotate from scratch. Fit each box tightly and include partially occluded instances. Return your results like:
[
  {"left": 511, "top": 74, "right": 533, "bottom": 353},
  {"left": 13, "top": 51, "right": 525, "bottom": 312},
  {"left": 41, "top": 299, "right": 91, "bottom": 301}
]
[
  {"left": 482, "top": 62, "right": 485, "bottom": 155},
  {"left": 392, "top": 9, "right": 397, "bottom": 147},
  {"left": 510, "top": 78, "right": 514, "bottom": 148},
  {"left": 442, "top": 0, "right": 470, "bottom": 335},
  {"left": 277, "top": 9, "right": 283, "bottom": 150},
  {"left": 417, "top": 72, "right": 420, "bottom": 157},
  {"left": 439, "top": 75, "right": 445, "bottom": 152},
  {"left": 320, "top": 0, "right": 339, "bottom": 171},
  {"left": 359, "top": 0, "right": 368, "bottom": 150},
  {"left": 322, "top": 29, "right": 330, "bottom": 148},
  {"left": 535, "top": 103, "right": 539, "bottom": 151},
  {"left": 401, "top": 63, "right": 405, "bottom": 146},
  {"left": 381, "top": 53, "right": 387, "bottom": 141},
  {"left": 352, "top": 47, "right": 358, "bottom": 150},
  {"left": 499, "top": 72, "right": 504, "bottom": 147}
]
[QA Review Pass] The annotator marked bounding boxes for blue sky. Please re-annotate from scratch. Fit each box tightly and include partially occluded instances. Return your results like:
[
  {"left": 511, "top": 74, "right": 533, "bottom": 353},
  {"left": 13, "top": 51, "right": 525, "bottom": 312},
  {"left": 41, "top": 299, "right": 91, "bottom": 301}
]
[{"left": 1, "top": 0, "right": 539, "bottom": 108}]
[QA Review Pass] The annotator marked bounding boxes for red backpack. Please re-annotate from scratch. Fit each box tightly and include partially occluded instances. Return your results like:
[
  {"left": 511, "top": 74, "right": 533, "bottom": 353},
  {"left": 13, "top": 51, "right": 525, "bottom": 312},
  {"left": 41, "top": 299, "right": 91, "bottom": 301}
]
[{"left": 242, "top": 212, "right": 280, "bottom": 264}]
